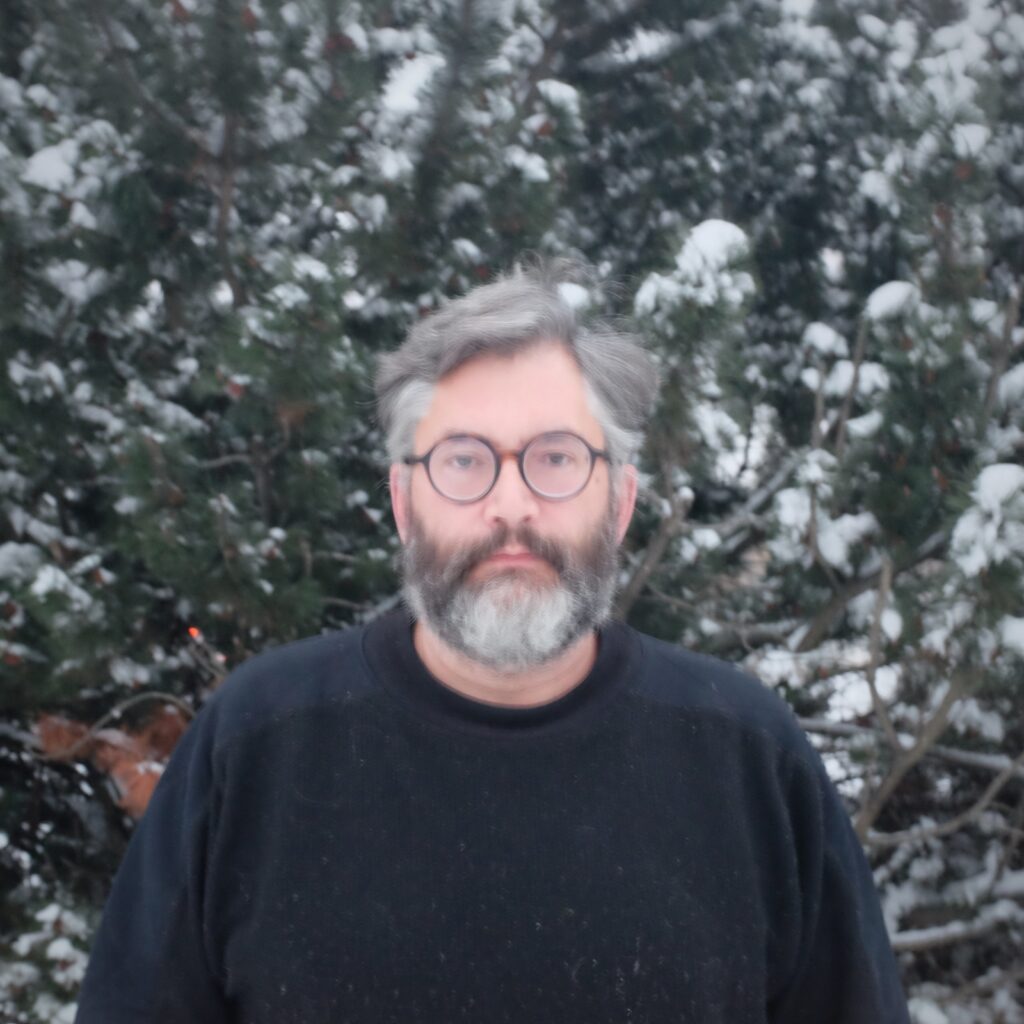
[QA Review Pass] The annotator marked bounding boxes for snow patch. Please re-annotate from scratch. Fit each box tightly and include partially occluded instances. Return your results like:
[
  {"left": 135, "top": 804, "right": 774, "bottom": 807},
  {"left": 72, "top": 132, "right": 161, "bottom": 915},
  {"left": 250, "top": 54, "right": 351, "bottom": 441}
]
[
  {"left": 866, "top": 281, "right": 919, "bottom": 320},
  {"left": 802, "top": 322, "right": 848, "bottom": 358},
  {"left": 505, "top": 146, "right": 549, "bottom": 182},
  {"left": 558, "top": 282, "right": 590, "bottom": 310},
  {"left": 952, "top": 123, "right": 990, "bottom": 158},
  {"left": 22, "top": 140, "right": 79, "bottom": 191},
  {"left": 537, "top": 79, "right": 581, "bottom": 119},
  {"left": 999, "top": 616, "right": 1024, "bottom": 656},
  {"left": 381, "top": 53, "right": 445, "bottom": 116}
]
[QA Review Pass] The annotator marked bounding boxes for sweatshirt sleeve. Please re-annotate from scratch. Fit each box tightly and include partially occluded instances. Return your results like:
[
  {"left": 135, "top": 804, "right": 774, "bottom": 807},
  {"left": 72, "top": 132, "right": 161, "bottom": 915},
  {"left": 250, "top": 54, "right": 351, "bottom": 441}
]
[
  {"left": 75, "top": 706, "right": 229, "bottom": 1024},
  {"left": 769, "top": 753, "right": 911, "bottom": 1024}
]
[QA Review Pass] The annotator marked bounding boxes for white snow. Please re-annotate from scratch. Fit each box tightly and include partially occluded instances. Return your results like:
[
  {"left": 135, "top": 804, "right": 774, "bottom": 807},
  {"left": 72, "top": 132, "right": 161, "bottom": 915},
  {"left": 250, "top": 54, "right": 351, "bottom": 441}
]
[
  {"left": 635, "top": 220, "right": 755, "bottom": 313},
  {"left": 69, "top": 201, "right": 97, "bottom": 230},
  {"left": 269, "top": 282, "right": 308, "bottom": 309},
  {"left": 829, "top": 663, "right": 899, "bottom": 718},
  {"left": 802, "top": 322, "right": 848, "bottom": 357},
  {"left": 823, "top": 360, "right": 854, "bottom": 396},
  {"left": 857, "top": 362, "right": 891, "bottom": 395},
  {"left": 380, "top": 53, "right": 445, "bottom": 115},
  {"left": 44, "top": 260, "right": 108, "bottom": 306},
  {"left": 951, "top": 464, "right": 1024, "bottom": 575},
  {"left": 452, "top": 238, "right": 483, "bottom": 263},
  {"left": 109, "top": 657, "right": 151, "bottom": 686},
  {"left": 536, "top": 79, "right": 581, "bottom": 119},
  {"left": 22, "top": 140, "right": 79, "bottom": 191},
  {"left": 951, "top": 697, "right": 1005, "bottom": 742},
  {"left": 975, "top": 463, "right": 1024, "bottom": 510},
  {"left": 676, "top": 219, "right": 749, "bottom": 278},
  {"left": 634, "top": 273, "right": 685, "bottom": 319},
  {"left": 0, "top": 542, "right": 44, "bottom": 582},
  {"left": 293, "top": 255, "right": 330, "bottom": 281},
  {"left": 846, "top": 410, "right": 883, "bottom": 439},
  {"left": 799, "top": 367, "right": 821, "bottom": 392},
  {"left": 952, "top": 123, "right": 990, "bottom": 158},
  {"left": 126, "top": 380, "right": 206, "bottom": 434},
  {"left": 557, "top": 282, "right": 590, "bottom": 310},
  {"left": 907, "top": 996, "right": 949, "bottom": 1024},
  {"left": 211, "top": 281, "right": 234, "bottom": 310},
  {"left": 817, "top": 511, "right": 878, "bottom": 573},
  {"left": 857, "top": 14, "right": 888, "bottom": 43},
  {"left": 30, "top": 565, "right": 93, "bottom": 611},
  {"left": 859, "top": 169, "right": 897, "bottom": 209},
  {"left": 505, "top": 146, "right": 549, "bottom": 182},
  {"left": 866, "top": 280, "right": 920, "bottom": 320},
  {"left": 999, "top": 616, "right": 1024, "bottom": 657},
  {"left": 373, "top": 145, "right": 414, "bottom": 182}
]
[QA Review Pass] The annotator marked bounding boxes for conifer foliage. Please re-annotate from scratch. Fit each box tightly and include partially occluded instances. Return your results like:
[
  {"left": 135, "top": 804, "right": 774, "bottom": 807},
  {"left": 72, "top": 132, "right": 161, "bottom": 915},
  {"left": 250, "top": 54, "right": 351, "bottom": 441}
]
[{"left": 1, "top": 0, "right": 1022, "bottom": 1019}]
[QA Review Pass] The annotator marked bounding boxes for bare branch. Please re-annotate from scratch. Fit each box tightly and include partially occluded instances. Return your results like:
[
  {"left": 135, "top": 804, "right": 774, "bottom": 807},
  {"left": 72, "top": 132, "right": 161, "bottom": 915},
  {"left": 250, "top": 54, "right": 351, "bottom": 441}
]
[
  {"left": 195, "top": 453, "right": 254, "bottom": 470},
  {"left": 801, "top": 716, "right": 1024, "bottom": 784},
  {"left": 616, "top": 472, "right": 693, "bottom": 618},
  {"left": 868, "top": 746, "right": 1024, "bottom": 847},
  {"left": 796, "top": 529, "right": 946, "bottom": 652},
  {"left": 865, "top": 555, "right": 900, "bottom": 751},
  {"left": 216, "top": 113, "right": 245, "bottom": 307},
  {"left": 891, "top": 902, "right": 1024, "bottom": 953},
  {"left": 322, "top": 596, "right": 370, "bottom": 611},
  {"left": 854, "top": 670, "right": 976, "bottom": 841}
]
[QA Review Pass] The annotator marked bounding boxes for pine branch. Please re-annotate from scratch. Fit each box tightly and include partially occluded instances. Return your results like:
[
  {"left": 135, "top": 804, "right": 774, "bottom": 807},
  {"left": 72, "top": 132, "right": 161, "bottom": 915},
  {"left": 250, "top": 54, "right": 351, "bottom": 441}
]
[{"left": 85, "top": 0, "right": 213, "bottom": 159}]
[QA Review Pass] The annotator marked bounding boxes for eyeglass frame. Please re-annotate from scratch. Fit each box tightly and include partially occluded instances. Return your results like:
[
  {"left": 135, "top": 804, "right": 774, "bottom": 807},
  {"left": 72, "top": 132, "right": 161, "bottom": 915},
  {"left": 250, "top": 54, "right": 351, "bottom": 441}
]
[{"left": 402, "top": 431, "right": 612, "bottom": 504}]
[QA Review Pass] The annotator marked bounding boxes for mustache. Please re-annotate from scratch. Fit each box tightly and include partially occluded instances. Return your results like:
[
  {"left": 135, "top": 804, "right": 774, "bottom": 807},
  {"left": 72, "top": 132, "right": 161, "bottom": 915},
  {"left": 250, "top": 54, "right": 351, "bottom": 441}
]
[{"left": 429, "top": 523, "right": 568, "bottom": 586}]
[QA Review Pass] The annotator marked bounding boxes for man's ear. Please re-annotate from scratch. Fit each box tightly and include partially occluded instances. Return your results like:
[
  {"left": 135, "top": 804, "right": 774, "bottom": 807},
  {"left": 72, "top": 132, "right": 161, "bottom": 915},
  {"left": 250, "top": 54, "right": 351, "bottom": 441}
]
[
  {"left": 615, "top": 464, "right": 639, "bottom": 543},
  {"left": 389, "top": 464, "right": 409, "bottom": 543}
]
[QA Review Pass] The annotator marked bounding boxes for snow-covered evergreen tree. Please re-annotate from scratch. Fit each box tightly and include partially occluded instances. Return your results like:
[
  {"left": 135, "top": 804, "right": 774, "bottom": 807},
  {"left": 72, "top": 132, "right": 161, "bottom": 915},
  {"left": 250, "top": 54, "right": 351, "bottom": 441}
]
[{"left": 1, "top": 0, "right": 1021, "bottom": 1019}]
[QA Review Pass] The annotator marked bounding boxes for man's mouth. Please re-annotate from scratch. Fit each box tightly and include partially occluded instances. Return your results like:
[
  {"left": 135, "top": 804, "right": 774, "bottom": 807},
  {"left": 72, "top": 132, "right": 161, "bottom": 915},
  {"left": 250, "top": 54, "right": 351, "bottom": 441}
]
[{"left": 482, "top": 550, "right": 543, "bottom": 565}]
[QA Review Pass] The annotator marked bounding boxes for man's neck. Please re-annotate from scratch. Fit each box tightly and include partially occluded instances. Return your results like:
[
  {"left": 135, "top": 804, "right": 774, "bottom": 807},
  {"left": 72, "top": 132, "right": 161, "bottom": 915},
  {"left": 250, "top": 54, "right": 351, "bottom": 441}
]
[{"left": 412, "top": 621, "right": 599, "bottom": 708}]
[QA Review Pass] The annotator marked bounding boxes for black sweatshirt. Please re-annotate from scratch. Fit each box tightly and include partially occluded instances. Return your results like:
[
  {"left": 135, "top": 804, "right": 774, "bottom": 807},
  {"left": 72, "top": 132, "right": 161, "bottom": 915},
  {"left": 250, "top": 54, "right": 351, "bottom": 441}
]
[{"left": 76, "top": 608, "right": 910, "bottom": 1023}]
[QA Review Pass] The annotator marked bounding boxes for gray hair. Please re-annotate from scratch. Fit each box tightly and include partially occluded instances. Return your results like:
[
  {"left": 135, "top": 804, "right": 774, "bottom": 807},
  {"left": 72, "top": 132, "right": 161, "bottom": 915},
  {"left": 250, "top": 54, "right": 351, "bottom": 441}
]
[{"left": 375, "top": 258, "right": 660, "bottom": 466}]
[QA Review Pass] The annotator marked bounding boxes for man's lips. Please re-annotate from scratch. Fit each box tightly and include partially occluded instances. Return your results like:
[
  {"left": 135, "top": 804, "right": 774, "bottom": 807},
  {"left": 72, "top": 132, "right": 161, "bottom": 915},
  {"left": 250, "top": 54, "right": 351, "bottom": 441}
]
[
  {"left": 472, "top": 550, "right": 551, "bottom": 574},
  {"left": 484, "top": 551, "right": 542, "bottom": 564}
]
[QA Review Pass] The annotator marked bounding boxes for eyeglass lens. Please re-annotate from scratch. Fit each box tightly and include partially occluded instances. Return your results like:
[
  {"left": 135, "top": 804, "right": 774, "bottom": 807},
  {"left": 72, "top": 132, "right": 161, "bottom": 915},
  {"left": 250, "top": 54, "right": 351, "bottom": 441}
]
[{"left": 427, "top": 433, "right": 592, "bottom": 501}]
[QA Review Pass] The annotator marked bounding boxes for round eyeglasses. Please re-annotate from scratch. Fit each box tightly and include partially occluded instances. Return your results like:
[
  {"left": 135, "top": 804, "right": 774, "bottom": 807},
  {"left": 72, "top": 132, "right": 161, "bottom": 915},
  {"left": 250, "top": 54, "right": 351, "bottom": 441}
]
[{"left": 403, "top": 432, "right": 611, "bottom": 503}]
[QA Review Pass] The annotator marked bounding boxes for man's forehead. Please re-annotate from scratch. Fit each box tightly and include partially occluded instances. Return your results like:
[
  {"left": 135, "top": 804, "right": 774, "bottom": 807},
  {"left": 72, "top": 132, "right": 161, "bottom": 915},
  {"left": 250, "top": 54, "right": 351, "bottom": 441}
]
[{"left": 414, "top": 342, "right": 601, "bottom": 447}]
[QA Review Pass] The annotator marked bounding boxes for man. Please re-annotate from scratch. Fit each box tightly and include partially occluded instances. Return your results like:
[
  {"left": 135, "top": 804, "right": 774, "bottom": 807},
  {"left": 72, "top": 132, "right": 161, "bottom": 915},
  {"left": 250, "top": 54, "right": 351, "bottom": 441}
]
[{"left": 77, "top": 262, "right": 910, "bottom": 1023}]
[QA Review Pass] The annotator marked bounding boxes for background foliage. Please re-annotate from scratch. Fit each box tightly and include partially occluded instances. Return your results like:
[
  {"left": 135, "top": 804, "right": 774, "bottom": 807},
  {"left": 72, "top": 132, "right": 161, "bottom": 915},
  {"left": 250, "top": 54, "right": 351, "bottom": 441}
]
[{"left": 1, "top": 0, "right": 1022, "bottom": 1020}]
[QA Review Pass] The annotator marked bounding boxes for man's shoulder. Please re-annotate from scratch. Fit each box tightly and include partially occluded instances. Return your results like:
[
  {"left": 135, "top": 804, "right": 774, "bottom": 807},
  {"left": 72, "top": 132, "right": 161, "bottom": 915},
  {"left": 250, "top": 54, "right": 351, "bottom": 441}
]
[
  {"left": 628, "top": 627, "right": 810, "bottom": 757},
  {"left": 200, "top": 623, "right": 376, "bottom": 749}
]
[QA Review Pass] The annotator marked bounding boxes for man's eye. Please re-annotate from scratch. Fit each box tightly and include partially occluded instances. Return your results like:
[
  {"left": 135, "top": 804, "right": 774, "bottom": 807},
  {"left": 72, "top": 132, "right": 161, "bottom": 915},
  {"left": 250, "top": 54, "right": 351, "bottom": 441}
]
[
  {"left": 540, "top": 450, "right": 574, "bottom": 467},
  {"left": 448, "top": 453, "right": 482, "bottom": 470}
]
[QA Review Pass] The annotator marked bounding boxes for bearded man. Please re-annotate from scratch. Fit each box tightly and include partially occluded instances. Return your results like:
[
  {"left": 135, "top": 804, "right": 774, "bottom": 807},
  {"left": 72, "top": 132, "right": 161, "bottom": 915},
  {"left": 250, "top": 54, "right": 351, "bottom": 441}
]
[{"left": 77, "top": 262, "right": 910, "bottom": 1023}]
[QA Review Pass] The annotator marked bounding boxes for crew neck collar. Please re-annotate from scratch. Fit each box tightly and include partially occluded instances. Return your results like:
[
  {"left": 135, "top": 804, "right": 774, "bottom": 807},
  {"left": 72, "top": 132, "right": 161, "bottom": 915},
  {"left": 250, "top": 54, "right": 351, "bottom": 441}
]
[{"left": 361, "top": 606, "right": 634, "bottom": 737}]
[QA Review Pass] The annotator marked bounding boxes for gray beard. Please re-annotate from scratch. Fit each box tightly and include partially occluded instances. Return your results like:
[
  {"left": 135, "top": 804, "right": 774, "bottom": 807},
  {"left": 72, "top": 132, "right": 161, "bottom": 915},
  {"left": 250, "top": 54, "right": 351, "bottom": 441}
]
[{"left": 400, "top": 511, "right": 619, "bottom": 674}]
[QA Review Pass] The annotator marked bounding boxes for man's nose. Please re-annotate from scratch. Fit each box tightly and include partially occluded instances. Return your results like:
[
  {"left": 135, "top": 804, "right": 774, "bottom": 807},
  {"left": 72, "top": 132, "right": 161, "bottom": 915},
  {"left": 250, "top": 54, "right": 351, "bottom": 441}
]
[{"left": 481, "top": 454, "right": 539, "bottom": 526}]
